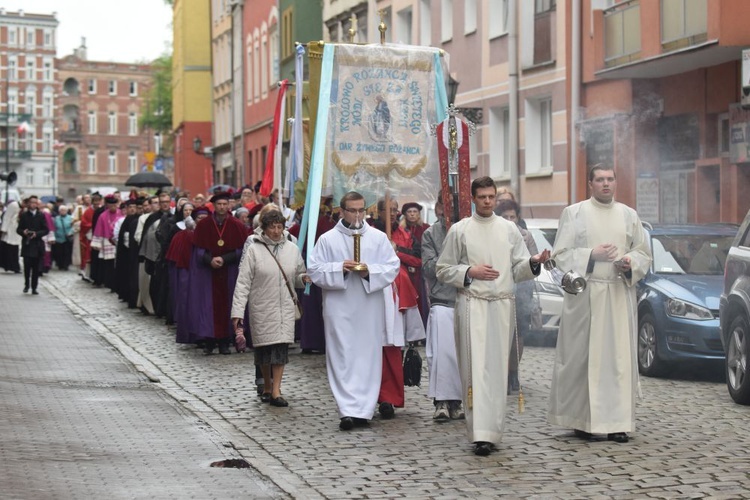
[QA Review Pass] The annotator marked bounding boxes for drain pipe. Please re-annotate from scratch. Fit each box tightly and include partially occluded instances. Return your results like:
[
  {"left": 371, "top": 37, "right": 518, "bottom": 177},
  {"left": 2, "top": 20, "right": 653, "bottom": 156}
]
[
  {"left": 570, "top": 0, "right": 581, "bottom": 203},
  {"left": 509, "top": 0, "right": 519, "bottom": 196}
]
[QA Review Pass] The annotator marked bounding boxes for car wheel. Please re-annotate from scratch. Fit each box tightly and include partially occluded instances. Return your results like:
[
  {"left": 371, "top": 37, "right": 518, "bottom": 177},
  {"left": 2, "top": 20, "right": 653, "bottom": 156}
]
[
  {"left": 725, "top": 314, "right": 750, "bottom": 405},
  {"left": 638, "top": 312, "right": 667, "bottom": 377}
]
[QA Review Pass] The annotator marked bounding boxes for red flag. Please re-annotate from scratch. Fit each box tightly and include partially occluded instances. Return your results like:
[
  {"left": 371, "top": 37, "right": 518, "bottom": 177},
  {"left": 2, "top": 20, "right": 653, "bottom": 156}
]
[
  {"left": 436, "top": 117, "right": 471, "bottom": 227},
  {"left": 259, "top": 80, "right": 289, "bottom": 197}
]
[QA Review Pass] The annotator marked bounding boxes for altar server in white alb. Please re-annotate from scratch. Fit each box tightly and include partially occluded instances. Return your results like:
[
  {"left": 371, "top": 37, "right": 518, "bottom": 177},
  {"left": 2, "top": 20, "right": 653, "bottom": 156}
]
[
  {"left": 547, "top": 165, "right": 651, "bottom": 444},
  {"left": 308, "top": 191, "right": 400, "bottom": 431},
  {"left": 436, "top": 176, "right": 549, "bottom": 456}
]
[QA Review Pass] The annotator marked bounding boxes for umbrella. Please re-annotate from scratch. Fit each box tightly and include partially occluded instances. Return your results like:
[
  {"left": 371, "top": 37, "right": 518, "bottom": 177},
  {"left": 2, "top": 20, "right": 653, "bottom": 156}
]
[
  {"left": 208, "top": 184, "right": 233, "bottom": 194},
  {"left": 125, "top": 172, "right": 173, "bottom": 188}
]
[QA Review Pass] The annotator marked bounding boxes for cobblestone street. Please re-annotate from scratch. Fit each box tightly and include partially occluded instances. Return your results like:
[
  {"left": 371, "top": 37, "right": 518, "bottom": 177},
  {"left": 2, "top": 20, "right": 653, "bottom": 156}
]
[{"left": 33, "top": 269, "right": 750, "bottom": 498}]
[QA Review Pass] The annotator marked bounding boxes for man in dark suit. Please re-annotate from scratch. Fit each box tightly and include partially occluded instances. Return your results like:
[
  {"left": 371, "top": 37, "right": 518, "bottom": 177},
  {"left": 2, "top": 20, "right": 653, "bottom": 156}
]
[{"left": 16, "top": 195, "right": 50, "bottom": 295}]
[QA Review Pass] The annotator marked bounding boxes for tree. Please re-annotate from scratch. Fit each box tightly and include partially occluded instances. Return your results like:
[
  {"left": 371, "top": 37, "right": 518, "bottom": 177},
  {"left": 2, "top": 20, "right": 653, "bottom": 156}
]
[{"left": 140, "top": 54, "right": 173, "bottom": 155}]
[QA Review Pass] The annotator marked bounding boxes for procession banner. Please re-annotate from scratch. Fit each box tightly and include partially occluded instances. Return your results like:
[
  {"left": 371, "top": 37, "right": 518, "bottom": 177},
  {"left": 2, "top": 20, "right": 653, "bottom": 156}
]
[{"left": 320, "top": 43, "right": 445, "bottom": 206}]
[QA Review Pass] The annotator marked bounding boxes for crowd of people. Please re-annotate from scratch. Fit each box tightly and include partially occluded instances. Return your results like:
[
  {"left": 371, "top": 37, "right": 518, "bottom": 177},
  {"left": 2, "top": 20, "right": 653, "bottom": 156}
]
[{"left": 0, "top": 165, "right": 651, "bottom": 456}]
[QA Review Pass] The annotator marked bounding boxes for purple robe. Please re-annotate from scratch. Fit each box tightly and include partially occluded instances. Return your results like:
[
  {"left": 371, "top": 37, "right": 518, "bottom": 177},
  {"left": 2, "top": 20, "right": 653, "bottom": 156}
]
[
  {"left": 299, "top": 284, "right": 326, "bottom": 351},
  {"left": 189, "top": 246, "right": 242, "bottom": 341}
]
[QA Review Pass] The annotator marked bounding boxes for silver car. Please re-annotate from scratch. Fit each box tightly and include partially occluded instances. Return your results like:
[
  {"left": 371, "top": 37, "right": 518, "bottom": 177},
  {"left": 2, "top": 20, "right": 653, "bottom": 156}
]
[{"left": 525, "top": 218, "right": 562, "bottom": 343}]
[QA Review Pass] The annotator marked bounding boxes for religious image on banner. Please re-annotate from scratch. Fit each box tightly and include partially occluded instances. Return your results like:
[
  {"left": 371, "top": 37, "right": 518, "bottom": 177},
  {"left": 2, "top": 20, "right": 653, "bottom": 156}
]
[{"left": 322, "top": 44, "right": 444, "bottom": 205}]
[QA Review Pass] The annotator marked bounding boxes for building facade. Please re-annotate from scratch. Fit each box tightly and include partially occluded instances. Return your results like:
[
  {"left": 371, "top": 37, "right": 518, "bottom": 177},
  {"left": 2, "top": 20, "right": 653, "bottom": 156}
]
[
  {"left": 0, "top": 9, "right": 59, "bottom": 200},
  {"left": 55, "top": 41, "right": 153, "bottom": 198},
  {"left": 172, "top": 0, "right": 213, "bottom": 198},
  {"left": 243, "top": 0, "right": 279, "bottom": 187},
  {"left": 576, "top": 0, "right": 750, "bottom": 224}
]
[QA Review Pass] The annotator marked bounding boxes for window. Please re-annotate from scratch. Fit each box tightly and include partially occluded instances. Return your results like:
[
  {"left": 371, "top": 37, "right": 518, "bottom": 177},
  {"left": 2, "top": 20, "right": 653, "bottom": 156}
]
[
  {"left": 441, "top": 0, "right": 453, "bottom": 42},
  {"left": 42, "top": 94, "right": 52, "bottom": 117},
  {"left": 524, "top": 97, "right": 553, "bottom": 174},
  {"left": 26, "top": 59, "right": 36, "bottom": 81},
  {"left": 269, "top": 22, "right": 280, "bottom": 85},
  {"left": 397, "top": 7, "right": 414, "bottom": 44},
  {"left": 718, "top": 113, "right": 730, "bottom": 156},
  {"left": 43, "top": 168, "right": 51, "bottom": 185},
  {"left": 535, "top": 0, "right": 556, "bottom": 13},
  {"left": 44, "top": 29, "right": 52, "bottom": 47},
  {"left": 108, "top": 80, "right": 116, "bottom": 95},
  {"left": 489, "top": 107, "right": 510, "bottom": 179},
  {"left": 464, "top": 0, "right": 477, "bottom": 35},
  {"left": 489, "top": 0, "right": 509, "bottom": 38},
  {"left": 25, "top": 168, "right": 34, "bottom": 186},
  {"left": 128, "top": 113, "right": 138, "bottom": 136},
  {"left": 281, "top": 8, "right": 293, "bottom": 60},
  {"left": 261, "top": 30, "right": 268, "bottom": 97},
  {"left": 8, "top": 26, "right": 17, "bottom": 45},
  {"left": 253, "top": 36, "right": 260, "bottom": 101},
  {"left": 24, "top": 130, "right": 35, "bottom": 152},
  {"left": 25, "top": 92, "right": 36, "bottom": 116},
  {"left": 420, "top": 0, "right": 432, "bottom": 45},
  {"left": 43, "top": 130, "right": 52, "bottom": 152},
  {"left": 88, "top": 111, "right": 97, "bottom": 134},
  {"left": 8, "top": 56, "right": 17, "bottom": 80},
  {"left": 129, "top": 81, "right": 138, "bottom": 96},
  {"left": 251, "top": 44, "right": 253, "bottom": 102},
  {"left": 88, "top": 151, "right": 97, "bottom": 173},
  {"left": 26, "top": 28, "right": 35, "bottom": 47},
  {"left": 88, "top": 79, "right": 96, "bottom": 94},
  {"left": 43, "top": 60, "right": 53, "bottom": 81},
  {"left": 108, "top": 151, "right": 117, "bottom": 174},
  {"left": 128, "top": 152, "right": 137, "bottom": 174},
  {"left": 8, "top": 89, "right": 18, "bottom": 115},
  {"left": 662, "top": 0, "right": 707, "bottom": 43},
  {"left": 108, "top": 112, "right": 117, "bottom": 135},
  {"left": 604, "top": 2, "right": 641, "bottom": 64}
]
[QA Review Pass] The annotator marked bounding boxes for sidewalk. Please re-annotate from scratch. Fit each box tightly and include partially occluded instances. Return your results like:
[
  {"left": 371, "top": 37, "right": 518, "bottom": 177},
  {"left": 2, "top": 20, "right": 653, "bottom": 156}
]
[{"left": 0, "top": 271, "right": 286, "bottom": 499}]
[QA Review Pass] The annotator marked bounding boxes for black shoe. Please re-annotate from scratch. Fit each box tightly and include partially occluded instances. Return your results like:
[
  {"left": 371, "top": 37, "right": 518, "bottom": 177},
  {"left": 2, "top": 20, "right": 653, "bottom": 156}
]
[
  {"left": 353, "top": 417, "right": 370, "bottom": 427},
  {"left": 203, "top": 345, "right": 215, "bottom": 355},
  {"left": 23, "top": 286, "right": 29, "bottom": 293},
  {"left": 379, "top": 402, "right": 395, "bottom": 419},
  {"left": 608, "top": 432, "right": 629, "bottom": 443},
  {"left": 31, "top": 290, "right": 39, "bottom": 295},
  {"left": 219, "top": 344, "right": 231, "bottom": 355},
  {"left": 260, "top": 392, "right": 271, "bottom": 403},
  {"left": 474, "top": 442, "right": 492, "bottom": 456},
  {"left": 269, "top": 396, "right": 288, "bottom": 407},
  {"left": 339, "top": 417, "right": 354, "bottom": 431},
  {"left": 574, "top": 429, "right": 593, "bottom": 440}
]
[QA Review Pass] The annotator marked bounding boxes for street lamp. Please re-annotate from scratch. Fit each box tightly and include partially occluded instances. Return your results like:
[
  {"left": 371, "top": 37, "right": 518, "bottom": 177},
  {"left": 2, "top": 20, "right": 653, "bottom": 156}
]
[
  {"left": 446, "top": 75, "right": 483, "bottom": 124},
  {"left": 192, "top": 135, "right": 202, "bottom": 154}
]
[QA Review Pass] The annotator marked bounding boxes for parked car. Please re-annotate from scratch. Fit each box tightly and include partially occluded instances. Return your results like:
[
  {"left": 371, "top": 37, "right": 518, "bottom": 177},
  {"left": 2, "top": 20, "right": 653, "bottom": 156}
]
[
  {"left": 525, "top": 218, "right": 562, "bottom": 342},
  {"left": 637, "top": 223, "right": 738, "bottom": 376},
  {"left": 720, "top": 210, "right": 750, "bottom": 404}
]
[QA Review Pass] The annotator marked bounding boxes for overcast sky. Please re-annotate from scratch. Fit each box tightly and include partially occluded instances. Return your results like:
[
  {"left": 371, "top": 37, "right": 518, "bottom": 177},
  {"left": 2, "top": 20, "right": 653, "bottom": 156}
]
[{"left": 7, "top": 0, "right": 172, "bottom": 63}]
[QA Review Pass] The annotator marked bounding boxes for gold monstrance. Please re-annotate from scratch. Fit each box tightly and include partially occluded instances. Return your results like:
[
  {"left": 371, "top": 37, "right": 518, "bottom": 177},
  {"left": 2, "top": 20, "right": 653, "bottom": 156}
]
[{"left": 351, "top": 222, "right": 368, "bottom": 272}]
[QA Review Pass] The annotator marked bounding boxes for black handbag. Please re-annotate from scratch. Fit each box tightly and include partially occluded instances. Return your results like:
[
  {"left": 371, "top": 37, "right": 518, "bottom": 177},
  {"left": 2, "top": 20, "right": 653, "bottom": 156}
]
[{"left": 403, "top": 345, "right": 422, "bottom": 387}]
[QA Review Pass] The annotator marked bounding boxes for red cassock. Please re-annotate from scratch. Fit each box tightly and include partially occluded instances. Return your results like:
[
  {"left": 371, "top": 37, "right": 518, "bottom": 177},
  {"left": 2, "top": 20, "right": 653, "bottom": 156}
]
[
  {"left": 192, "top": 215, "right": 247, "bottom": 339},
  {"left": 79, "top": 206, "right": 94, "bottom": 270},
  {"left": 391, "top": 226, "right": 420, "bottom": 310}
]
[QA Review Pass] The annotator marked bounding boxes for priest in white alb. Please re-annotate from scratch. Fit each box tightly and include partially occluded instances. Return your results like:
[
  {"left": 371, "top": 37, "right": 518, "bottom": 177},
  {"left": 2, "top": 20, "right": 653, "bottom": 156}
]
[
  {"left": 308, "top": 191, "right": 400, "bottom": 431},
  {"left": 436, "top": 177, "right": 549, "bottom": 456},
  {"left": 547, "top": 165, "right": 651, "bottom": 444}
]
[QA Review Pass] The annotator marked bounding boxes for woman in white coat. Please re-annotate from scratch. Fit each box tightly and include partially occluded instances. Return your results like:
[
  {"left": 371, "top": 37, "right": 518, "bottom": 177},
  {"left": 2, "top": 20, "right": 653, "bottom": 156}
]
[{"left": 231, "top": 209, "right": 309, "bottom": 407}]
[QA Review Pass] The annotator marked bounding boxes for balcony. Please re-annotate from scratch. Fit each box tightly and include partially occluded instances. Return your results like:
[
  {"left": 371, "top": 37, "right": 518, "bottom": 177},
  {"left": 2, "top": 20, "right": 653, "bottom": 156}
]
[
  {"left": 60, "top": 129, "right": 82, "bottom": 143},
  {"left": 661, "top": 0, "right": 707, "bottom": 53},
  {"left": 604, "top": 0, "right": 641, "bottom": 69},
  {"left": 0, "top": 150, "right": 33, "bottom": 160},
  {"left": 0, "top": 113, "right": 33, "bottom": 125}
]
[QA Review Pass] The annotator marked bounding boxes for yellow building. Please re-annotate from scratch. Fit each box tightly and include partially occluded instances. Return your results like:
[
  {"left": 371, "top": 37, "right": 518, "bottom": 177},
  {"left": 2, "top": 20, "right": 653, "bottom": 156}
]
[{"left": 172, "top": 0, "right": 213, "bottom": 197}]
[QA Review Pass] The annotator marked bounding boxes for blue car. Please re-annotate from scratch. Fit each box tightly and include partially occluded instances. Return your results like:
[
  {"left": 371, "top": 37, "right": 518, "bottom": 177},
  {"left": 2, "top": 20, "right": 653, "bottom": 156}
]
[{"left": 637, "top": 223, "right": 738, "bottom": 376}]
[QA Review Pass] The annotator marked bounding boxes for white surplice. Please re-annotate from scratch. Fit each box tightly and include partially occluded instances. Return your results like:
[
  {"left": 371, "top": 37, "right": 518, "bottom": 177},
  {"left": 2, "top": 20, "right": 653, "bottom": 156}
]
[
  {"left": 308, "top": 220, "right": 400, "bottom": 420},
  {"left": 547, "top": 198, "right": 651, "bottom": 434},
  {"left": 436, "top": 213, "right": 537, "bottom": 445}
]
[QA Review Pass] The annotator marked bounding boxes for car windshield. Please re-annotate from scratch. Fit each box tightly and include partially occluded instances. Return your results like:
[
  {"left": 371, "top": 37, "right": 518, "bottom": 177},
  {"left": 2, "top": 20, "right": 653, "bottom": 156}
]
[
  {"left": 528, "top": 228, "right": 557, "bottom": 252},
  {"left": 651, "top": 234, "right": 734, "bottom": 275}
]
